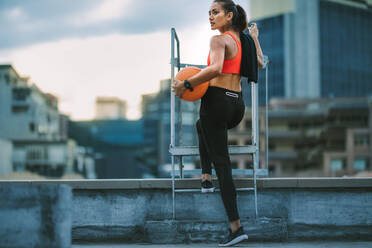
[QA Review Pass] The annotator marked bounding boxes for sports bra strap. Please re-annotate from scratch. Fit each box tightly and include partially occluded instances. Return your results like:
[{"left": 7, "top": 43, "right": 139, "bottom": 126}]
[{"left": 224, "top": 31, "right": 241, "bottom": 45}]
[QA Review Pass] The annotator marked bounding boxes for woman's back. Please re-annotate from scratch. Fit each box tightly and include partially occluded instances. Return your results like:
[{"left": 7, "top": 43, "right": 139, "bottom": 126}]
[{"left": 209, "top": 31, "right": 242, "bottom": 92}]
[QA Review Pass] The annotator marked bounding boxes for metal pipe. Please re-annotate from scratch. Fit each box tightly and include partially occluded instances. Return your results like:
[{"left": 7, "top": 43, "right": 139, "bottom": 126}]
[
  {"left": 170, "top": 28, "right": 176, "bottom": 219},
  {"left": 252, "top": 82, "right": 259, "bottom": 219},
  {"left": 265, "top": 56, "right": 269, "bottom": 172}
]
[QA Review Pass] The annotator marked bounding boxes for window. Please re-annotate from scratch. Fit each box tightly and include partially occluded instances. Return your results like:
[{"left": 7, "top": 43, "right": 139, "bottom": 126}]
[
  {"left": 228, "top": 140, "right": 238, "bottom": 145},
  {"left": 354, "top": 134, "right": 369, "bottom": 147},
  {"left": 231, "top": 161, "right": 238, "bottom": 169},
  {"left": 330, "top": 159, "right": 344, "bottom": 171},
  {"left": 244, "top": 161, "right": 253, "bottom": 169},
  {"left": 12, "top": 88, "right": 30, "bottom": 101},
  {"left": 29, "top": 122, "right": 35, "bottom": 132},
  {"left": 353, "top": 158, "right": 367, "bottom": 170},
  {"left": 12, "top": 106, "right": 29, "bottom": 113}
]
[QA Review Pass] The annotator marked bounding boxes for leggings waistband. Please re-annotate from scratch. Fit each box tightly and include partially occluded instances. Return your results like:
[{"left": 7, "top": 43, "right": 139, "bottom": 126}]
[{"left": 208, "top": 86, "right": 242, "bottom": 96}]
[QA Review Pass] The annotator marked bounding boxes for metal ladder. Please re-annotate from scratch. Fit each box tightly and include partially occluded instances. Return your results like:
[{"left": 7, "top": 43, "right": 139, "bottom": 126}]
[{"left": 169, "top": 28, "right": 269, "bottom": 220}]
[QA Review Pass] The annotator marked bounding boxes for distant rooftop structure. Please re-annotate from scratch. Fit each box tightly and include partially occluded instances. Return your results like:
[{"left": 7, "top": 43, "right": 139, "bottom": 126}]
[{"left": 94, "top": 96, "right": 127, "bottom": 120}]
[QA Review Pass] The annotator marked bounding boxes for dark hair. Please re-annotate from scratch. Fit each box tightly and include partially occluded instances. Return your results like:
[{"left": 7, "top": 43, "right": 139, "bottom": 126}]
[{"left": 213, "top": 0, "right": 248, "bottom": 32}]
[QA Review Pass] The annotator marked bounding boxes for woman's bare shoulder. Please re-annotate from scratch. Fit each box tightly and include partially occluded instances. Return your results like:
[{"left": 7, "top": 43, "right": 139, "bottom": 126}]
[{"left": 209, "top": 34, "right": 227, "bottom": 47}]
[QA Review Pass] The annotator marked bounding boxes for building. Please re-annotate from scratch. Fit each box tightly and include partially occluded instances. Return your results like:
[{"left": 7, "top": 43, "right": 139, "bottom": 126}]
[
  {"left": 0, "top": 65, "right": 62, "bottom": 141},
  {"left": 246, "top": 0, "right": 372, "bottom": 104},
  {"left": 141, "top": 79, "right": 199, "bottom": 176},
  {"left": 0, "top": 64, "right": 94, "bottom": 178},
  {"left": 95, "top": 96, "right": 127, "bottom": 120},
  {"left": 226, "top": 97, "right": 372, "bottom": 177},
  {"left": 68, "top": 119, "right": 148, "bottom": 178}
]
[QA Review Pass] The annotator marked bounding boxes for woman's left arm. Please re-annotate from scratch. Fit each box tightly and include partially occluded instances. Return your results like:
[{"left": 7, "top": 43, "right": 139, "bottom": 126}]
[{"left": 248, "top": 23, "right": 264, "bottom": 69}]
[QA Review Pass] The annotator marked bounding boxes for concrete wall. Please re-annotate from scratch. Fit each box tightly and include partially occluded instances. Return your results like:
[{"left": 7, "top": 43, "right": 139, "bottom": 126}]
[
  {"left": 68, "top": 179, "right": 372, "bottom": 243},
  {"left": 0, "top": 183, "right": 72, "bottom": 248},
  {"left": 1, "top": 178, "right": 371, "bottom": 245},
  {"left": 39, "top": 178, "right": 372, "bottom": 243}
]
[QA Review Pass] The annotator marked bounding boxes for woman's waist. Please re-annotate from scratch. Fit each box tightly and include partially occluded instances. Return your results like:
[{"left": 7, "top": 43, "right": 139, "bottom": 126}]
[{"left": 209, "top": 74, "right": 242, "bottom": 92}]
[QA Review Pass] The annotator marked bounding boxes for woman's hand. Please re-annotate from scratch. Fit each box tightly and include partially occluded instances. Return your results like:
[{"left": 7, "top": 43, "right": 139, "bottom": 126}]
[
  {"left": 172, "top": 78, "right": 187, "bottom": 98},
  {"left": 248, "top": 22, "right": 259, "bottom": 39}
]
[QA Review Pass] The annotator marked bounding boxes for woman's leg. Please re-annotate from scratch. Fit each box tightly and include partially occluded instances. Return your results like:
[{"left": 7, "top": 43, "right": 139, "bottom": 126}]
[
  {"left": 196, "top": 119, "right": 212, "bottom": 180},
  {"left": 199, "top": 116, "right": 240, "bottom": 225}
]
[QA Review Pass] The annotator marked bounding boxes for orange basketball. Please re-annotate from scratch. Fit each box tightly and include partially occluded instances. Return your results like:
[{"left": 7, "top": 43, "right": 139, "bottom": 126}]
[{"left": 175, "top": 66, "right": 209, "bottom": 101}]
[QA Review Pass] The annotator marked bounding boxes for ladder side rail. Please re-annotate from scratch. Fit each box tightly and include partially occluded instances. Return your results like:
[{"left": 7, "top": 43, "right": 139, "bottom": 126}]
[
  {"left": 170, "top": 28, "right": 179, "bottom": 219},
  {"left": 174, "top": 28, "right": 184, "bottom": 178},
  {"left": 251, "top": 81, "right": 259, "bottom": 219},
  {"left": 264, "top": 56, "right": 269, "bottom": 172}
]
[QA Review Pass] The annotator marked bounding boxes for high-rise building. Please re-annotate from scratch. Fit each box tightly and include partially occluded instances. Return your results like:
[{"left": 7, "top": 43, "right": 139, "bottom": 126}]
[
  {"left": 141, "top": 79, "right": 199, "bottom": 176},
  {"left": 247, "top": 0, "right": 372, "bottom": 103},
  {"left": 95, "top": 96, "right": 127, "bottom": 120}
]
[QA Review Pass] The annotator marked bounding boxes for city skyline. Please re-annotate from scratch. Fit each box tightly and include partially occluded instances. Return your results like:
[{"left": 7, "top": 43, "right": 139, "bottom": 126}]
[{"left": 0, "top": 0, "right": 249, "bottom": 120}]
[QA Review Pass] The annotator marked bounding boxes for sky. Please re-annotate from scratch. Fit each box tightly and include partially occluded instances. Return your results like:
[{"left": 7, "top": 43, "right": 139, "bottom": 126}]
[{"left": 0, "top": 0, "right": 249, "bottom": 120}]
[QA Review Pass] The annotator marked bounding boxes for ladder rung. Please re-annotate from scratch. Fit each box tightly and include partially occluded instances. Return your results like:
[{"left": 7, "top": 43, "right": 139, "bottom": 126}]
[
  {"left": 175, "top": 187, "right": 255, "bottom": 193},
  {"left": 174, "top": 169, "right": 268, "bottom": 177},
  {"left": 169, "top": 145, "right": 257, "bottom": 156}
]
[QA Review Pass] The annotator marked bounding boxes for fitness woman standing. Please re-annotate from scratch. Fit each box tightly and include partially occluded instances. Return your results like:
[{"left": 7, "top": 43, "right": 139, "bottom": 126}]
[{"left": 172, "top": 0, "right": 264, "bottom": 246}]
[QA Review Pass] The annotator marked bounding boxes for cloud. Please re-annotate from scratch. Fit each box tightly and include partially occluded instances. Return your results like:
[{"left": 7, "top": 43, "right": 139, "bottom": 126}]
[
  {"left": 0, "top": 0, "right": 250, "bottom": 120},
  {"left": 70, "top": 0, "right": 134, "bottom": 26},
  {"left": 0, "top": 0, "right": 212, "bottom": 49}
]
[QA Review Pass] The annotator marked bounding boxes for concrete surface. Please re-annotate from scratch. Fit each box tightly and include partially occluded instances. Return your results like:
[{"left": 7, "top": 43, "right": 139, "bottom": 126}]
[
  {"left": 69, "top": 180, "right": 372, "bottom": 243},
  {"left": 0, "top": 183, "right": 72, "bottom": 248},
  {"left": 1, "top": 178, "right": 372, "bottom": 245},
  {"left": 72, "top": 241, "right": 372, "bottom": 247}
]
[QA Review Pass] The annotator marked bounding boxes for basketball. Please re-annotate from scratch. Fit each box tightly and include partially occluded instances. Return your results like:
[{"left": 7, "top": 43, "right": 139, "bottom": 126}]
[{"left": 175, "top": 67, "right": 209, "bottom": 101}]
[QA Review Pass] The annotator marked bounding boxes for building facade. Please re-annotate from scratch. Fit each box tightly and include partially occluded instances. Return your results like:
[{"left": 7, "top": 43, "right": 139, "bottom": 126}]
[
  {"left": 0, "top": 64, "right": 94, "bottom": 178},
  {"left": 246, "top": 0, "right": 372, "bottom": 104},
  {"left": 0, "top": 65, "right": 62, "bottom": 141},
  {"left": 226, "top": 97, "right": 372, "bottom": 177}
]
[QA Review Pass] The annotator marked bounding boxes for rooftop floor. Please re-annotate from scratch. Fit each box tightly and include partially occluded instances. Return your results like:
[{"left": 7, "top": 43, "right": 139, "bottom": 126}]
[{"left": 72, "top": 241, "right": 372, "bottom": 248}]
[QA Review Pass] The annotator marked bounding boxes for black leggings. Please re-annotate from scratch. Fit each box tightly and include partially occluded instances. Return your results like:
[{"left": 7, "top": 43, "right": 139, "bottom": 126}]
[{"left": 196, "top": 86, "right": 245, "bottom": 222}]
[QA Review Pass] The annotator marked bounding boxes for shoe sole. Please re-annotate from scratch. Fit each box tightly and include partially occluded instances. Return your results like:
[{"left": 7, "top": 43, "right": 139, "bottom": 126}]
[
  {"left": 218, "top": 234, "right": 248, "bottom": 247},
  {"left": 201, "top": 187, "right": 215, "bottom": 193}
]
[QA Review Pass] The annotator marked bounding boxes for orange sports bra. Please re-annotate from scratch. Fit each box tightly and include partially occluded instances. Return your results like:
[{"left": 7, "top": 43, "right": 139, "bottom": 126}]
[{"left": 207, "top": 31, "right": 241, "bottom": 74}]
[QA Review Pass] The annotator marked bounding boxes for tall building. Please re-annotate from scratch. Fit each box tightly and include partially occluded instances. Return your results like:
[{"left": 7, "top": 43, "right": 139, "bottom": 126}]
[
  {"left": 95, "top": 96, "right": 127, "bottom": 120},
  {"left": 141, "top": 79, "right": 199, "bottom": 176},
  {"left": 247, "top": 0, "right": 372, "bottom": 103}
]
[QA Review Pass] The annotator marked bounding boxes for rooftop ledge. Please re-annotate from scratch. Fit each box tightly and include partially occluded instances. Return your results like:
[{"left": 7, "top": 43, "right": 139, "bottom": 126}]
[{"left": 1, "top": 177, "right": 372, "bottom": 189}]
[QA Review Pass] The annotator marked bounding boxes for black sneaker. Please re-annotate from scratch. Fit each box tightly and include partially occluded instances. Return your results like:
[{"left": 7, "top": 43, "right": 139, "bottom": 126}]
[
  {"left": 218, "top": 226, "right": 248, "bottom": 247},
  {"left": 201, "top": 180, "right": 215, "bottom": 193}
]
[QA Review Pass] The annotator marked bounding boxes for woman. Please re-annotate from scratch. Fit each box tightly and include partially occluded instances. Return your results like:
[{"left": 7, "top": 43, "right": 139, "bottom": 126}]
[{"left": 172, "top": 0, "right": 264, "bottom": 246}]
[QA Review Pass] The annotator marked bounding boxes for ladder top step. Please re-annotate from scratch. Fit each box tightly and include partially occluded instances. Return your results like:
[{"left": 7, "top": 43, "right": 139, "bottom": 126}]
[
  {"left": 169, "top": 145, "right": 257, "bottom": 156},
  {"left": 174, "top": 169, "right": 268, "bottom": 177},
  {"left": 175, "top": 187, "right": 255, "bottom": 193}
]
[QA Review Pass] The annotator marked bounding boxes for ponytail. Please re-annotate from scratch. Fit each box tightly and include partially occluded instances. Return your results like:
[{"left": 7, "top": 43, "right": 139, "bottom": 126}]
[
  {"left": 213, "top": 0, "right": 248, "bottom": 32},
  {"left": 235, "top": 5, "right": 248, "bottom": 32}
]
